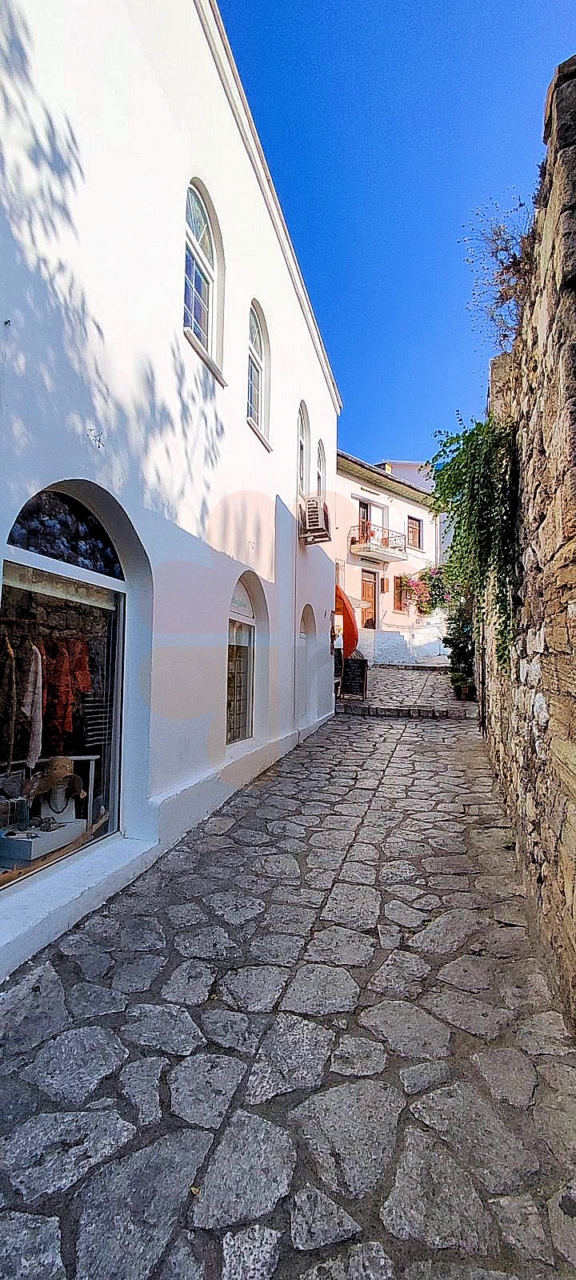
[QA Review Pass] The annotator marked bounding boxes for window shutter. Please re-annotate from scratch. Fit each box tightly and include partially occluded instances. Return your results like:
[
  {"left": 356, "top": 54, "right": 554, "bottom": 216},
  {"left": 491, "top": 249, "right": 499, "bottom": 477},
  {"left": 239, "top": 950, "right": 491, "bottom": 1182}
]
[{"left": 394, "top": 576, "right": 406, "bottom": 612}]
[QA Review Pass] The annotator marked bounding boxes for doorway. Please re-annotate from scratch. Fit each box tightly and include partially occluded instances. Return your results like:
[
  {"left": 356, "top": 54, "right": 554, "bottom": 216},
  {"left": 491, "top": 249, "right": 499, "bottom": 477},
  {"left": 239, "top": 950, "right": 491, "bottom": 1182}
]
[
  {"left": 297, "top": 604, "right": 317, "bottom": 728},
  {"left": 361, "top": 570, "right": 377, "bottom": 628}
]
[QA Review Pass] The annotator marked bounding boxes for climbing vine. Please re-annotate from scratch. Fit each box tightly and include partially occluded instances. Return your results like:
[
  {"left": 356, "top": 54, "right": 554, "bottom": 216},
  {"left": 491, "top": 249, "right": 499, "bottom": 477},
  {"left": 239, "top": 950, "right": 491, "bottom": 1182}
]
[{"left": 428, "top": 416, "right": 520, "bottom": 665}]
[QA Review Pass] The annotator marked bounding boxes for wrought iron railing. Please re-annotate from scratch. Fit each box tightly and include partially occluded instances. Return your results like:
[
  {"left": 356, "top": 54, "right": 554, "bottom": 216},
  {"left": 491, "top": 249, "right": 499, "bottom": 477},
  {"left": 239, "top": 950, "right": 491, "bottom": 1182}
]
[{"left": 348, "top": 524, "right": 407, "bottom": 555}]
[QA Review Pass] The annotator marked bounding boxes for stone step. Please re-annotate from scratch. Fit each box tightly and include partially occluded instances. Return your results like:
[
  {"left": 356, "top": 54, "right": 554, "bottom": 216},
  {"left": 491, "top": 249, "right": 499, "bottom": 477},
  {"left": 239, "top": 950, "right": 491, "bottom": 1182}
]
[{"left": 336, "top": 701, "right": 473, "bottom": 720}]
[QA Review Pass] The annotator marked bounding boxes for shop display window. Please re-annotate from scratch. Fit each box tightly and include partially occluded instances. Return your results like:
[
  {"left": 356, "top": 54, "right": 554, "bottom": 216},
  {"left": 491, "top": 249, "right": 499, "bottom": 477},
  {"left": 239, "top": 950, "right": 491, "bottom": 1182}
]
[{"left": 0, "top": 560, "right": 122, "bottom": 887}]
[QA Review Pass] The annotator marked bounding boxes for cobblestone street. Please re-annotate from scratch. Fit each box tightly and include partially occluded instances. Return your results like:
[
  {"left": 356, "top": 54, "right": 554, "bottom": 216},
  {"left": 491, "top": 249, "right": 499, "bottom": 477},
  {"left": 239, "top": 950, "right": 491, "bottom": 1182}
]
[
  {"left": 1, "top": 711, "right": 576, "bottom": 1278},
  {"left": 343, "top": 668, "right": 469, "bottom": 717}
]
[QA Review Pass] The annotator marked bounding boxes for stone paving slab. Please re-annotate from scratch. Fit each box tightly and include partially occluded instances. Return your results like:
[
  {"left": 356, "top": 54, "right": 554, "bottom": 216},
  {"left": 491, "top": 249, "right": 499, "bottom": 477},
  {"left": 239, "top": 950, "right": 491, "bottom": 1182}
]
[{"left": 1, "top": 715, "right": 576, "bottom": 1278}]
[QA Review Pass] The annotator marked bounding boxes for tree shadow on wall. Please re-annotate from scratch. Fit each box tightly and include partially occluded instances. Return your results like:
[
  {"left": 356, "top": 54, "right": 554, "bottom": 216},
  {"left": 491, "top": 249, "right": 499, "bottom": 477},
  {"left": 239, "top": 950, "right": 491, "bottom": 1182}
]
[{"left": 0, "top": 0, "right": 225, "bottom": 537}]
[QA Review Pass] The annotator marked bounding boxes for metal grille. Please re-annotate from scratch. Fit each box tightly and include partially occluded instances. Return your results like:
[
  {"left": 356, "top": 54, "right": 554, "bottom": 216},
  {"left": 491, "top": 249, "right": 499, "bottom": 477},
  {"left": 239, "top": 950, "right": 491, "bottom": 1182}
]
[{"left": 226, "top": 621, "right": 254, "bottom": 744}]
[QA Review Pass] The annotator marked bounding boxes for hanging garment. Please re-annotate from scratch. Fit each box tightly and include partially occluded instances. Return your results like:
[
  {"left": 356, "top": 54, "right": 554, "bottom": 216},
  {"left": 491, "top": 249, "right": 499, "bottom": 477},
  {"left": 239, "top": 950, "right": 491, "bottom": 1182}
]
[
  {"left": 43, "top": 641, "right": 74, "bottom": 753},
  {"left": 38, "top": 640, "right": 48, "bottom": 716},
  {"left": 21, "top": 643, "right": 43, "bottom": 769},
  {"left": 67, "top": 636, "right": 92, "bottom": 695},
  {"left": 0, "top": 631, "right": 16, "bottom": 774}
]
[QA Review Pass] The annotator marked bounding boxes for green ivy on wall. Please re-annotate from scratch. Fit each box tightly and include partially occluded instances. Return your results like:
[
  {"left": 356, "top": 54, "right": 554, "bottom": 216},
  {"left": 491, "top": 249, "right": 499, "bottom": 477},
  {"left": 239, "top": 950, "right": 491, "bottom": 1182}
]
[{"left": 429, "top": 416, "right": 520, "bottom": 665}]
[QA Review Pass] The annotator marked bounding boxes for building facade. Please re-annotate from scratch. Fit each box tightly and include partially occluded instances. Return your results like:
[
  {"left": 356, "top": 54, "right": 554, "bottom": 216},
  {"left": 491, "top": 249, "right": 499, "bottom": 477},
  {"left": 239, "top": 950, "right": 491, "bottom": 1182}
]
[
  {"left": 334, "top": 452, "right": 445, "bottom": 664},
  {"left": 0, "top": 0, "right": 340, "bottom": 976}
]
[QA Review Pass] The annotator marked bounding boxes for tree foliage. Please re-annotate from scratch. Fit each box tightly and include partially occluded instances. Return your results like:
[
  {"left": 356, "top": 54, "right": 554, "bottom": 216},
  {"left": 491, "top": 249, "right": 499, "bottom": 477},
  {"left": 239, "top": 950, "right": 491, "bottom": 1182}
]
[{"left": 429, "top": 416, "right": 519, "bottom": 664}]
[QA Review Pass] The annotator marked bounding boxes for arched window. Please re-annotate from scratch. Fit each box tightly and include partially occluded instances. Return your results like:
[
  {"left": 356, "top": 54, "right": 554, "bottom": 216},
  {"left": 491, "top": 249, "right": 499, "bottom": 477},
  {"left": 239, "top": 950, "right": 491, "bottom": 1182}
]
[
  {"left": 184, "top": 184, "right": 215, "bottom": 354},
  {"left": 297, "top": 404, "right": 310, "bottom": 496},
  {"left": 316, "top": 440, "right": 326, "bottom": 500},
  {"left": 247, "top": 305, "right": 264, "bottom": 431},
  {"left": 227, "top": 579, "right": 255, "bottom": 744}
]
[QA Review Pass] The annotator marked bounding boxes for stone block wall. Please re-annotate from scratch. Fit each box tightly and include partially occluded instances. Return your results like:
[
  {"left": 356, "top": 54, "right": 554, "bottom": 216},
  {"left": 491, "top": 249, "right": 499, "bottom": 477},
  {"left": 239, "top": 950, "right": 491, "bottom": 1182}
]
[{"left": 484, "top": 55, "right": 576, "bottom": 1022}]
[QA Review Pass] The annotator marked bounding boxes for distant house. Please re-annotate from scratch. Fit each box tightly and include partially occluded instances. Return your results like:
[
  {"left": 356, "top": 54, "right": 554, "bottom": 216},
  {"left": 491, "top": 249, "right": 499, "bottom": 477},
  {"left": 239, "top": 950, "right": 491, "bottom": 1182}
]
[{"left": 333, "top": 452, "right": 447, "bottom": 664}]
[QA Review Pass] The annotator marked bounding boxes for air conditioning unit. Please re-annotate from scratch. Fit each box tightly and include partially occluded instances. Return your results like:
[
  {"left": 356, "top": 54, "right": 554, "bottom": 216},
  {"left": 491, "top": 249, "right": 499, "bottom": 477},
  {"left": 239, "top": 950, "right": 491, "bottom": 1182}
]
[{"left": 299, "top": 497, "right": 331, "bottom": 544}]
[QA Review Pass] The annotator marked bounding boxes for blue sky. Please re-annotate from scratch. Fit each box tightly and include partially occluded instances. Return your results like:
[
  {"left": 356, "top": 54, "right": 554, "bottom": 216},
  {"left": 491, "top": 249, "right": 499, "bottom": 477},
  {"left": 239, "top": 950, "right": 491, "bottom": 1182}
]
[{"left": 218, "top": 0, "right": 576, "bottom": 464}]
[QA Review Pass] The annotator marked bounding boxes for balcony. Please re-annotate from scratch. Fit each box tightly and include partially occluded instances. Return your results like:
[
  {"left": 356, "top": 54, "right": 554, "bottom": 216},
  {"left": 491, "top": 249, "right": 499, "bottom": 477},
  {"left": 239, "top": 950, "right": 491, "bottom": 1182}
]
[{"left": 348, "top": 523, "right": 407, "bottom": 562}]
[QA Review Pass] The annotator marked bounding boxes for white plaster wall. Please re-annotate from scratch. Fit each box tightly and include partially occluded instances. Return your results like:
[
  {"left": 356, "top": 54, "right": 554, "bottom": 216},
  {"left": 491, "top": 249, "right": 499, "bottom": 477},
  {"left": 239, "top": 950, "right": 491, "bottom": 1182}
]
[{"left": 0, "top": 0, "right": 339, "bottom": 920}]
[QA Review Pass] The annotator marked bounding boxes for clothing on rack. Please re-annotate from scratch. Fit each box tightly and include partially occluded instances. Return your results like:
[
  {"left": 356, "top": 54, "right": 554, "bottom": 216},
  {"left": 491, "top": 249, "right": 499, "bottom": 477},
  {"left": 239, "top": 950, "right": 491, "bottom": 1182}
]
[
  {"left": 1, "top": 595, "right": 111, "bottom": 770},
  {"left": 67, "top": 636, "right": 92, "bottom": 695},
  {"left": 0, "top": 630, "right": 16, "bottom": 774},
  {"left": 42, "top": 640, "right": 74, "bottom": 753},
  {"left": 21, "top": 643, "right": 43, "bottom": 769}
]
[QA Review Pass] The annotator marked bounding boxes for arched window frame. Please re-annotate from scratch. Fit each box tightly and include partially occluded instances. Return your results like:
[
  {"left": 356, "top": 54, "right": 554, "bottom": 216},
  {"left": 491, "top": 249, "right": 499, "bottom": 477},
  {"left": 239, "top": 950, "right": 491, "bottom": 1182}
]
[
  {"left": 246, "top": 302, "right": 271, "bottom": 446},
  {"left": 227, "top": 579, "right": 256, "bottom": 745},
  {"left": 297, "top": 403, "right": 310, "bottom": 497},
  {"left": 183, "top": 181, "right": 225, "bottom": 379},
  {"left": 316, "top": 440, "right": 326, "bottom": 500},
  {"left": 184, "top": 184, "right": 215, "bottom": 354}
]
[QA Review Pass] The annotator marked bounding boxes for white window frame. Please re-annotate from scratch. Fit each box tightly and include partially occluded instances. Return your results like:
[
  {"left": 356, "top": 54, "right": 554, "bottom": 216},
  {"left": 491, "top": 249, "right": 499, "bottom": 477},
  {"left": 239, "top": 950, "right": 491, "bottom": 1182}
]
[
  {"left": 298, "top": 405, "right": 310, "bottom": 497},
  {"left": 226, "top": 582, "right": 256, "bottom": 747},
  {"left": 226, "top": 614, "right": 255, "bottom": 746},
  {"left": 247, "top": 306, "right": 264, "bottom": 432},
  {"left": 316, "top": 440, "right": 326, "bottom": 500},
  {"left": 184, "top": 185, "right": 215, "bottom": 357}
]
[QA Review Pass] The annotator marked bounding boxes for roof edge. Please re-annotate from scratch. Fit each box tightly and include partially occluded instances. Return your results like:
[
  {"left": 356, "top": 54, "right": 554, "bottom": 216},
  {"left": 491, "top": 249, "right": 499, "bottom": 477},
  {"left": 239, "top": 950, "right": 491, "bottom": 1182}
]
[
  {"left": 337, "top": 450, "right": 433, "bottom": 505},
  {"left": 196, "top": 0, "right": 342, "bottom": 414}
]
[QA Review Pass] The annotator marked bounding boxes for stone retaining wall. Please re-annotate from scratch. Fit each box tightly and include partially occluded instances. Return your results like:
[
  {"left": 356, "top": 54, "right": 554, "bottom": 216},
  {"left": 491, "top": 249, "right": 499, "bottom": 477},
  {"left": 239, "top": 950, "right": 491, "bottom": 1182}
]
[{"left": 484, "top": 55, "right": 576, "bottom": 1023}]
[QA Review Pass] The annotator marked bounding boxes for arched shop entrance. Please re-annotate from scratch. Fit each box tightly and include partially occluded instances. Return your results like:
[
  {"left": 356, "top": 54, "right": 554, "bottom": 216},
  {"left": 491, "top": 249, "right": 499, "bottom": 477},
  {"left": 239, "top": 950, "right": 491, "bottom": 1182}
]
[{"left": 0, "top": 487, "right": 136, "bottom": 887}]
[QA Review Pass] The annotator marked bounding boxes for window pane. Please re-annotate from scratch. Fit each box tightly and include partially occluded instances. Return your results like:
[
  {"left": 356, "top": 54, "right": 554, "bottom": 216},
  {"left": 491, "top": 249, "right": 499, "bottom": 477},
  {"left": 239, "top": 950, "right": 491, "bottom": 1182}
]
[
  {"left": 226, "top": 621, "right": 254, "bottom": 744},
  {"left": 317, "top": 445, "right": 325, "bottom": 496},
  {"left": 247, "top": 356, "right": 260, "bottom": 426},
  {"left": 186, "top": 187, "right": 214, "bottom": 266},
  {"left": 249, "top": 307, "right": 263, "bottom": 356},
  {"left": 407, "top": 517, "right": 422, "bottom": 549},
  {"left": 184, "top": 250, "right": 210, "bottom": 349},
  {"left": 0, "top": 565, "right": 122, "bottom": 888}
]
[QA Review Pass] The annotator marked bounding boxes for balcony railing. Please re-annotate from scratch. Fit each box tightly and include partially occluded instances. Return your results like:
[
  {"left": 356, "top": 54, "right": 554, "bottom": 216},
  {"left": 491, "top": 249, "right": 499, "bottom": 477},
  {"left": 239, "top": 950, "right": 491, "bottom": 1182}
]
[{"left": 348, "top": 523, "right": 407, "bottom": 560}]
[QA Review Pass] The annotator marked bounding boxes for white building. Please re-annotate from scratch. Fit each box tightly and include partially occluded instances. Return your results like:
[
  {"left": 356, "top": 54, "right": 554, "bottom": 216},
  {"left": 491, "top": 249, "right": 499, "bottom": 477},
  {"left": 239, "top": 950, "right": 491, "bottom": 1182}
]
[
  {"left": 0, "top": 0, "right": 340, "bottom": 977},
  {"left": 334, "top": 452, "right": 445, "bottom": 664}
]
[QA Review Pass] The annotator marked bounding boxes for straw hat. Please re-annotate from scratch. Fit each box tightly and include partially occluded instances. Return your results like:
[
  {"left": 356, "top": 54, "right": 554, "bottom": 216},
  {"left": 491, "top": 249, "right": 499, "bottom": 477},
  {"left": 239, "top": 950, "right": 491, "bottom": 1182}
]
[{"left": 24, "top": 756, "right": 75, "bottom": 801}]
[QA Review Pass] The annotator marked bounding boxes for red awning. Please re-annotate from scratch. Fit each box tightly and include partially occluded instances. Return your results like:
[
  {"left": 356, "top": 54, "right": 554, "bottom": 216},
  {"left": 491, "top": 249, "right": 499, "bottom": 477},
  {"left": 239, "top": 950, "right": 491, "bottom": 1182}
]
[{"left": 335, "top": 585, "right": 359, "bottom": 659}]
